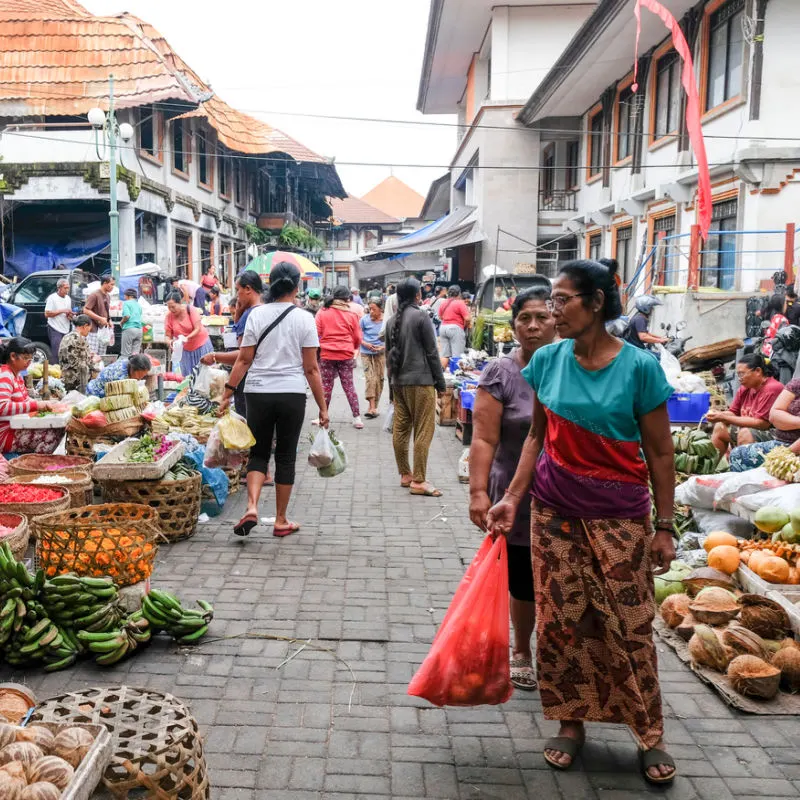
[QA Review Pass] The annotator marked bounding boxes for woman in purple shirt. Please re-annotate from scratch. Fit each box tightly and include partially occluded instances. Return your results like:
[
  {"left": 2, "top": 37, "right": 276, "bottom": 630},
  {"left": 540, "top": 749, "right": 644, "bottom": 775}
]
[{"left": 469, "top": 285, "right": 555, "bottom": 690}]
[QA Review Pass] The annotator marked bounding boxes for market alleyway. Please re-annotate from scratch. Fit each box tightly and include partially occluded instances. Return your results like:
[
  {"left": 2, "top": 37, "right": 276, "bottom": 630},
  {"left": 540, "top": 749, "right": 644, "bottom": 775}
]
[{"left": 8, "top": 374, "right": 800, "bottom": 800}]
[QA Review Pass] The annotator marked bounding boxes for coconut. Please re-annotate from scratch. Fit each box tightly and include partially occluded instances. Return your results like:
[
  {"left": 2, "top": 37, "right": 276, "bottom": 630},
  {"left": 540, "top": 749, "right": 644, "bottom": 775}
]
[
  {"left": 21, "top": 783, "right": 61, "bottom": 800},
  {"left": 722, "top": 623, "right": 771, "bottom": 660},
  {"left": 52, "top": 726, "right": 94, "bottom": 768},
  {"left": 779, "top": 638, "right": 800, "bottom": 650},
  {"left": 676, "top": 613, "right": 699, "bottom": 642},
  {"left": 688, "top": 624, "right": 732, "bottom": 671},
  {"left": 739, "top": 594, "right": 791, "bottom": 639},
  {"left": 0, "top": 722, "right": 17, "bottom": 749},
  {"left": 688, "top": 587, "right": 740, "bottom": 625},
  {"left": 0, "top": 742, "right": 44, "bottom": 768},
  {"left": 660, "top": 593, "right": 691, "bottom": 628},
  {"left": 682, "top": 567, "right": 735, "bottom": 597},
  {"left": 771, "top": 646, "right": 800, "bottom": 691},
  {"left": 15, "top": 726, "right": 54, "bottom": 755},
  {"left": 727, "top": 654, "right": 781, "bottom": 699},
  {"left": 0, "top": 772, "right": 24, "bottom": 800}
]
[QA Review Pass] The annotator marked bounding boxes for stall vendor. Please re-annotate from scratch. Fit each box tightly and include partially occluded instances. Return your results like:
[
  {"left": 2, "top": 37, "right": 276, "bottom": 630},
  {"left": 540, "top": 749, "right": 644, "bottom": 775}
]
[
  {"left": 59, "top": 314, "right": 97, "bottom": 393},
  {"left": 0, "top": 337, "right": 59, "bottom": 453},
  {"left": 86, "top": 354, "right": 151, "bottom": 398},
  {"left": 708, "top": 354, "right": 784, "bottom": 455}
]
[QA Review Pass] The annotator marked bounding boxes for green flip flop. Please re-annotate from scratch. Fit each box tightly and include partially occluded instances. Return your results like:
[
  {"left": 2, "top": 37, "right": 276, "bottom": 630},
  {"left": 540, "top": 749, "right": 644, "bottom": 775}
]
[
  {"left": 543, "top": 736, "right": 584, "bottom": 771},
  {"left": 640, "top": 748, "right": 677, "bottom": 785}
]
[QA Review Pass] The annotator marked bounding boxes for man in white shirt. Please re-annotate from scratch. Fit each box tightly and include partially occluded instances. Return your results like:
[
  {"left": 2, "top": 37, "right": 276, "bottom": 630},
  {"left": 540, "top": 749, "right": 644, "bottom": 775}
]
[{"left": 45, "top": 278, "right": 73, "bottom": 364}]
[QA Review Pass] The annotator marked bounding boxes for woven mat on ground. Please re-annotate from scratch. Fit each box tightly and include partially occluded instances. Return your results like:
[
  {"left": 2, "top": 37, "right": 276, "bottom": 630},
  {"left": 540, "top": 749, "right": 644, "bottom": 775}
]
[{"left": 653, "top": 616, "right": 800, "bottom": 715}]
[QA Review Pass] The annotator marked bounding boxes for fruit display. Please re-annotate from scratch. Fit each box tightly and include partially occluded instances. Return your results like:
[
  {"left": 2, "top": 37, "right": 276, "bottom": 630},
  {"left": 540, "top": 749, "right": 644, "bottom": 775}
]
[
  {"left": 0, "top": 721, "right": 101, "bottom": 797},
  {"left": 763, "top": 445, "right": 800, "bottom": 482},
  {"left": 653, "top": 560, "right": 692, "bottom": 604},
  {"left": 673, "top": 429, "right": 728, "bottom": 475},
  {"left": 0, "top": 542, "right": 213, "bottom": 671},
  {"left": 126, "top": 434, "right": 175, "bottom": 463},
  {"left": 707, "top": 545, "right": 741, "bottom": 575},
  {"left": 738, "top": 537, "right": 800, "bottom": 584},
  {"left": 150, "top": 405, "right": 217, "bottom": 440}
]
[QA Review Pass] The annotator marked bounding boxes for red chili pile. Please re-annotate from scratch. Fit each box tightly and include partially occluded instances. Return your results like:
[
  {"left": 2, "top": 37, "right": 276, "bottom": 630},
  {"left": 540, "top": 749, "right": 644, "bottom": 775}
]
[{"left": 0, "top": 485, "right": 63, "bottom": 503}]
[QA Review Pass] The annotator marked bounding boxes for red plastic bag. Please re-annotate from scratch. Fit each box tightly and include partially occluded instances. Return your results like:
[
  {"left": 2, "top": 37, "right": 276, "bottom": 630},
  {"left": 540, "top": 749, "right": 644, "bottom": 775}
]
[
  {"left": 81, "top": 410, "right": 107, "bottom": 428},
  {"left": 408, "top": 535, "right": 512, "bottom": 707}
]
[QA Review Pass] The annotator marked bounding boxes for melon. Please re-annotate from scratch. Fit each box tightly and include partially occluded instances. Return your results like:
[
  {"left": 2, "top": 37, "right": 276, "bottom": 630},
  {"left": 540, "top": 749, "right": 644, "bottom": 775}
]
[
  {"left": 758, "top": 556, "right": 791, "bottom": 584},
  {"left": 27, "top": 756, "right": 73, "bottom": 790},
  {"left": 781, "top": 522, "right": 800, "bottom": 544},
  {"left": 790, "top": 507, "right": 800, "bottom": 534},
  {"left": 15, "top": 726, "right": 54, "bottom": 755},
  {"left": 52, "top": 726, "right": 94, "bottom": 768},
  {"left": 21, "top": 784, "right": 61, "bottom": 800},
  {"left": 0, "top": 723, "right": 16, "bottom": 749},
  {"left": 0, "top": 773, "right": 24, "bottom": 800},
  {"left": 755, "top": 506, "right": 790, "bottom": 534},
  {"left": 727, "top": 654, "right": 781, "bottom": 699},
  {"left": 0, "top": 742, "right": 43, "bottom": 768},
  {"left": 707, "top": 545, "right": 741, "bottom": 575},
  {"left": 703, "top": 531, "right": 738, "bottom": 553}
]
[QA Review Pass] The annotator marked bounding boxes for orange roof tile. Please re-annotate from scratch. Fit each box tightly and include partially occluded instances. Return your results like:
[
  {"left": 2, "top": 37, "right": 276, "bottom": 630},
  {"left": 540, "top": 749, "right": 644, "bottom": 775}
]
[
  {"left": 361, "top": 176, "right": 425, "bottom": 219},
  {"left": 330, "top": 196, "right": 400, "bottom": 225}
]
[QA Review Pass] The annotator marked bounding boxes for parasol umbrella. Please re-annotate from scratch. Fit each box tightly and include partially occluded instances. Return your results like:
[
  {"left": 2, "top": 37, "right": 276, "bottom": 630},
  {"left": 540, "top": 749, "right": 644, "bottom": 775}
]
[{"left": 245, "top": 251, "right": 323, "bottom": 281}]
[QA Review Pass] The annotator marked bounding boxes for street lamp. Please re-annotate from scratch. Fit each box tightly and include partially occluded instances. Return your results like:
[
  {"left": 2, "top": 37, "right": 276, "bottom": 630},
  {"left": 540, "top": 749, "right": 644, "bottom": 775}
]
[{"left": 87, "top": 75, "right": 134, "bottom": 282}]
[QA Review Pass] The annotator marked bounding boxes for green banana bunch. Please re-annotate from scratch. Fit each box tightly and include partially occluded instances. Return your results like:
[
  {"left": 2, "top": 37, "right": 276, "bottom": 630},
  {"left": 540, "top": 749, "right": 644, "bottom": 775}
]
[
  {"left": 77, "top": 610, "right": 152, "bottom": 666},
  {"left": 142, "top": 590, "right": 213, "bottom": 644},
  {"left": 42, "top": 574, "right": 121, "bottom": 632},
  {"left": 0, "top": 542, "right": 38, "bottom": 601}
]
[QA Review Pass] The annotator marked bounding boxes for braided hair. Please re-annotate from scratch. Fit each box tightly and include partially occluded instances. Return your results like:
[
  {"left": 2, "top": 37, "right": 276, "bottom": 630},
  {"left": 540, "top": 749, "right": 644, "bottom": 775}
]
[{"left": 388, "top": 278, "right": 421, "bottom": 376}]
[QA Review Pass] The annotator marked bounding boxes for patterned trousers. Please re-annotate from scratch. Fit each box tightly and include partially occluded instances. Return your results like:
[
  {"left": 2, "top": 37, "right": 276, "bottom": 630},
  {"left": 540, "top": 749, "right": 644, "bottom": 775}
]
[
  {"left": 362, "top": 353, "right": 385, "bottom": 402},
  {"left": 320, "top": 358, "right": 360, "bottom": 417},
  {"left": 392, "top": 385, "right": 436, "bottom": 483}
]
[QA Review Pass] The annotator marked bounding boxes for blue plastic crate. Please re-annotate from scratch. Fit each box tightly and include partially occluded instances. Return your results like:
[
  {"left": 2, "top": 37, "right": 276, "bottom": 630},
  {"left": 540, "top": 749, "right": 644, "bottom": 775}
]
[
  {"left": 460, "top": 389, "right": 476, "bottom": 412},
  {"left": 448, "top": 356, "right": 461, "bottom": 373},
  {"left": 667, "top": 392, "right": 710, "bottom": 424}
]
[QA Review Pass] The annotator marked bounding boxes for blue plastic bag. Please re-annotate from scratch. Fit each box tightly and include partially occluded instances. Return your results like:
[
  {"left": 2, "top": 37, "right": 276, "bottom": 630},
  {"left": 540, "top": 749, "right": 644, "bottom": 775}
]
[{"left": 183, "top": 447, "right": 229, "bottom": 509}]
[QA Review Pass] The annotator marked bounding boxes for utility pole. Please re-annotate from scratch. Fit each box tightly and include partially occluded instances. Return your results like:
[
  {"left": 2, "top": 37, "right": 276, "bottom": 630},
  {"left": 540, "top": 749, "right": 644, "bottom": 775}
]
[{"left": 108, "top": 75, "right": 120, "bottom": 283}]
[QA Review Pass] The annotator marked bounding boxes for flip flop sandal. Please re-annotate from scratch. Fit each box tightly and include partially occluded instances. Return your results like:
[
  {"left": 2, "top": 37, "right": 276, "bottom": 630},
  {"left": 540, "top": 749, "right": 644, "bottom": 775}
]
[
  {"left": 543, "top": 736, "right": 584, "bottom": 771},
  {"left": 265, "top": 477, "right": 275, "bottom": 486},
  {"left": 273, "top": 522, "right": 301, "bottom": 538},
  {"left": 409, "top": 486, "right": 443, "bottom": 497},
  {"left": 509, "top": 657, "right": 538, "bottom": 691},
  {"left": 234, "top": 515, "right": 258, "bottom": 537},
  {"left": 639, "top": 748, "right": 677, "bottom": 785},
  {"left": 400, "top": 478, "right": 413, "bottom": 488},
  {"left": 364, "top": 412, "right": 377, "bottom": 419}
]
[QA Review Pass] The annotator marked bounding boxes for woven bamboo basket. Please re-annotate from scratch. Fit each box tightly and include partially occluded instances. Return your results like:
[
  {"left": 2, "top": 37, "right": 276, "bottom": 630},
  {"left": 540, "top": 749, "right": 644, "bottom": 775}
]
[
  {"left": 6, "top": 470, "right": 93, "bottom": 508},
  {"left": 100, "top": 473, "right": 202, "bottom": 542},
  {"left": 222, "top": 465, "right": 241, "bottom": 496},
  {"left": 0, "top": 513, "right": 28, "bottom": 560},
  {"left": 33, "top": 503, "right": 159, "bottom": 586},
  {"left": 10, "top": 453, "right": 93, "bottom": 477},
  {"left": 66, "top": 417, "right": 144, "bottom": 459},
  {"left": 0, "top": 485, "right": 70, "bottom": 521},
  {"left": 29, "top": 685, "right": 210, "bottom": 800}
]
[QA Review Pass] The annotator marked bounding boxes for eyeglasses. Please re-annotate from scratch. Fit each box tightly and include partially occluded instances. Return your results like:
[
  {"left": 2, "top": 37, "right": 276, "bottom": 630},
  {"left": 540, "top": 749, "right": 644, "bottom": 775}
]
[{"left": 546, "top": 293, "right": 592, "bottom": 311}]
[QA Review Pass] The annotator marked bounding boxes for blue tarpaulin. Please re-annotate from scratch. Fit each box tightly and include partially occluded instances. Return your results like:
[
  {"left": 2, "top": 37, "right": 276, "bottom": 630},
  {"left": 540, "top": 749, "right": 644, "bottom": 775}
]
[{"left": 0, "top": 303, "right": 26, "bottom": 337}]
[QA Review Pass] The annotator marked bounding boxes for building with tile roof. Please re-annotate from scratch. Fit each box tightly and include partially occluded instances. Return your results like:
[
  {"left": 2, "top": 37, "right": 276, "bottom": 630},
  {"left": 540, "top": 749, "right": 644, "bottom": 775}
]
[
  {"left": 0, "top": 0, "right": 344, "bottom": 298},
  {"left": 361, "top": 176, "right": 425, "bottom": 220}
]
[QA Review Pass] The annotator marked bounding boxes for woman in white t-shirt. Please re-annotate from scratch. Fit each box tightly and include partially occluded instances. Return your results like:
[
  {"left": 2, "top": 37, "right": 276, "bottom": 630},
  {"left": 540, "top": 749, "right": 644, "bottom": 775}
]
[{"left": 219, "top": 262, "right": 329, "bottom": 538}]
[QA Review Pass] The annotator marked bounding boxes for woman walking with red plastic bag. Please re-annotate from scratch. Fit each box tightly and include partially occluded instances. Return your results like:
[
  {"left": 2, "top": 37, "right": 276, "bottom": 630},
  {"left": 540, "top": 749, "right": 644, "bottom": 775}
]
[{"left": 488, "top": 259, "right": 678, "bottom": 786}]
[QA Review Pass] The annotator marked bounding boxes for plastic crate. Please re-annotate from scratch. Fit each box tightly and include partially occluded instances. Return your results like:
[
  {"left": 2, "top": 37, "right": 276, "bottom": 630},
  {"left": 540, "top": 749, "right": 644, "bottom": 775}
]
[
  {"left": 448, "top": 356, "right": 461, "bottom": 373},
  {"left": 667, "top": 392, "right": 710, "bottom": 423},
  {"left": 460, "top": 389, "right": 476, "bottom": 412}
]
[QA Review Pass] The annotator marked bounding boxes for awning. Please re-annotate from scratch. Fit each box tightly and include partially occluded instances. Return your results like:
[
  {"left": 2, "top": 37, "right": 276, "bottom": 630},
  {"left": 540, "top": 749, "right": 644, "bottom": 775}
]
[
  {"left": 354, "top": 252, "right": 443, "bottom": 280},
  {"left": 365, "top": 206, "right": 485, "bottom": 257}
]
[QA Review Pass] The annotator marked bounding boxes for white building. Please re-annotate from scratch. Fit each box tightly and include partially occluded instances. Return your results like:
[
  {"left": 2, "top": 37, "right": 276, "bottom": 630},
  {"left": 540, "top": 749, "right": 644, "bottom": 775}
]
[
  {"left": 0, "top": 0, "right": 343, "bottom": 288},
  {"left": 518, "top": 0, "right": 800, "bottom": 298},
  {"left": 416, "top": 0, "right": 598, "bottom": 281}
]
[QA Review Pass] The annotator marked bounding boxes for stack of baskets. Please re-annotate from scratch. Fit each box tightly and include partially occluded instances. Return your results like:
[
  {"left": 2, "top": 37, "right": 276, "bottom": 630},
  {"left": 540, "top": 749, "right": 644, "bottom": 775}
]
[
  {"left": 222, "top": 465, "right": 242, "bottom": 496},
  {"left": 5, "top": 470, "right": 93, "bottom": 508},
  {"left": 0, "top": 513, "right": 29, "bottom": 560},
  {"left": 9, "top": 454, "right": 92, "bottom": 477},
  {"left": 66, "top": 416, "right": 144, "bottom": 458},
  {"left": 0, "top": 484, "right": 70, "bottom": 522},
  {"left": 33, "top": 503, "right": 159, "bottom": 585}
]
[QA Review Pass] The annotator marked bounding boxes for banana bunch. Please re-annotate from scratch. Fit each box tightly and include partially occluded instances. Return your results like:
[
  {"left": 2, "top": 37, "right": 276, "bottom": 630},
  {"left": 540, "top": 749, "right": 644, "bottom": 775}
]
[
  {"left": 763, "top": 445, "right": 800, "bottom": 482},
  {"left": 76, "top": 609, "right": 151, "bottom": 666},
  {"left": 672, "top": 429, "right": 726, "bottom": 475},
  {"left": 0, "top": 542, "right": 41, "bottom": 600},
  {"left": 42, "top": 574, "right": 121, "bottom": 633},
  {"left": 142, "top": 589, "right": 213, "bottom": 644}
]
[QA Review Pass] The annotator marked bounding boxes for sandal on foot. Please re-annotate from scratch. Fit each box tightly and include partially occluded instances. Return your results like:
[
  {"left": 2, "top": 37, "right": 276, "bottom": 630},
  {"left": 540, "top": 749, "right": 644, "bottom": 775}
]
[
  {"left": 640, "top": 748, "right": 676, "bottom": 785},
  {"left": 364, "top": 412, "right": 377, "bottom": 419},
  {"left": 543, "top": 736, "right": 584, "bottom": 771},
  {"left": 509, "top": 656, "right": 538, "bottom": 691},
  {"left": 273, "top": 521, "right": 300, "bottom": 538},
  {"left": 409, "top": 485, "right": 443, "bottom": 497},
  {"left": 234, "top": 514, "right": 258, "bottom": 537}
]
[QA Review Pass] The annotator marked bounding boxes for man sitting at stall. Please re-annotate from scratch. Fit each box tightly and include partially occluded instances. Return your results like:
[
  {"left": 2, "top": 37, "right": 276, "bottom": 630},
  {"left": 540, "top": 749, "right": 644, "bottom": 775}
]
[
  {"left": 708, "top": 354, "right": 784, "bottom": 455},
  {"left": 86, "top": 354, "right": 151, "bottom": 398}
]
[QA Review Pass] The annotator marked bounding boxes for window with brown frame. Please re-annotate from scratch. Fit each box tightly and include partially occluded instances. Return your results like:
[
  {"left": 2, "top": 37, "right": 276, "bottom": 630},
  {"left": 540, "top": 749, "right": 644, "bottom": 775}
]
[
  {"left": 138, "top": 107, "right": 161, "bottom": 161},
  {"left": 200, "top": 237, "right": 214, "bottom": 278},
  {"left": 701, "top": 198, "right": 738, "bottom": 289},
  {"left": 614, "top": 226, "right": 633, "bottom": 282},
  {"left": 234, "top": 161, "right": 243, "bottom": 207},
  {"left": 219, "top": 150, "right": 231, "bottom": 198},
  {"left": 172, "top": 119, "right": 187, "bottom": 175},
  {"left": 219, "top": 241, "right": 232, "bottom": 288},
  {"left": 541, "top": 145, "right": 555, "bottom": 199},
  {"left": 588, "top": 232, "right": 602, "bottom": 261},
  {"left": 705, "top": 0, "right": 745, "bottom": 112},
  {"left": 249, "top": 173, "right": 257, "bottom": 213},
  {"left": 654, "top": 51, "right": 681, "bottom": 139},
  {"left": 332, "top": 228, "right": 351, "bottom": 250},
  {"left": 588, "top": 111, "right": 603, "bottom": 178},
  {"left": 175, "top": 230, "right": 191, "bottom": 280},
  {"left": 565, "top": 140, "right": 580, "bottom": 189},
  {"left": 653, "top": 214, "right": 678, "bottom": 284},
  {"left": 197, "top": 128, "right": 212, "bottom": 189},
  {"left": 616, "top": 86, "right": 635, "bottom": 161}
]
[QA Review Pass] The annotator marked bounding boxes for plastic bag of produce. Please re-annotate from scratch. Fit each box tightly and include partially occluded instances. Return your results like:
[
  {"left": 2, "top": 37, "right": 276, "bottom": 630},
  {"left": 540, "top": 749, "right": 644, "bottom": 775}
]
[
  {"left": 71, "top": 395, "right": 101, "bottom": 418},
  {"left": 675, "top": 475, "right": 727, "bottom": 509},
  {"left": 655, "top": 344, "right": 681, "bottom": 385},
  {"left": 193, "top": 365, "right": 212, "bottom": 397},
  {"left": 308, "top": 428, "right": 335, "bottom": 468},
  {"left": 218, "top": 412, "right": 256, "bottom": 451},
  {"left": 81, "top": 410, "right": 107, "bottom": 428},
  {"left": 738, "top": 484, "right": 800, "bottom": 514},
  {"left": 203, "top": 425, "right": 247, "bottom": 470},
  {"left": 317, "top": 431, "right": 346, "bottom": 478},
  {"left": 383, "top": 404, "right": 395, "bottom": 433},
  {"left": 690, "top": 509, "right": 754, "bottom": 539},
  {"left": 712, "top": 467, "right": 785, "bottom": 510},
  {"left": 408, "top": 535, "right": 512, "bottom": 707}
]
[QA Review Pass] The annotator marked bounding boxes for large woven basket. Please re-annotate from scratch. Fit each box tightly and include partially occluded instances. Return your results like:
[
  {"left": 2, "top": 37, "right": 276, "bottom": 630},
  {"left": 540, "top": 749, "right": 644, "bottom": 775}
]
[
  {"left": 10, "top": 453, "right": 92, "bottom": 477},
  {"left": 100, "top": 473, "right": 202, "bottom": 542},
  {"left": 34, "top": 503, "right": 159, "bottom": 586},
  {"left": 0, "top": 513, "right": 29, "bottom": 560},
  {"left": 66, "top": 417, "right": 144, "bottom": 459},
  {"left": 6, "top": 470, "right": 93, "bottom": 508},
  {"left": 29, "top": 685, "right": 210, "bottom": 800},
  {"left": 0, "top": 485, "right": 70, "bottom": 521},
  {"left": 222, "top": 465, "right": 241, "bottom": 496}
]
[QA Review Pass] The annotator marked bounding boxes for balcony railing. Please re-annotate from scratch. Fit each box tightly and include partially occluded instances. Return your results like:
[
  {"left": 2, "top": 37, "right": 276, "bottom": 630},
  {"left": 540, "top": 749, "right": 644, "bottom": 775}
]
[{"left": 538, "top": 189, "right": 577, "bottom": 212}]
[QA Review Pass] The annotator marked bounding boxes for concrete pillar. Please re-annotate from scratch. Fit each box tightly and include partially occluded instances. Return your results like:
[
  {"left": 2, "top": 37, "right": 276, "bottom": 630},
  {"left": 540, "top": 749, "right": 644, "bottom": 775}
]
[
  {"left": 154, "top": 215, "right": 170, "bottom": 273},
  {"left": 118, "top": 204, "right": 136, "bottom": 276}
]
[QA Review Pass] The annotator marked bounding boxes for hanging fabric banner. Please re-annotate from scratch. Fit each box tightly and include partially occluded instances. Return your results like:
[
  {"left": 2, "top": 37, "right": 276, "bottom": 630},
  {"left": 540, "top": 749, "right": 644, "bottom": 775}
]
[{"left": 632, "top": 0, "right": 712, "bottom": 240}]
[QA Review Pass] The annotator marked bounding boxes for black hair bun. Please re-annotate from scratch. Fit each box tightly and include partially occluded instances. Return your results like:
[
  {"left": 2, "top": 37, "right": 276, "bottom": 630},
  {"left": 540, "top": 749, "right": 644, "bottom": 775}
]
[{"left": 598, "top": 257, "right": 619, "bottom": 276}]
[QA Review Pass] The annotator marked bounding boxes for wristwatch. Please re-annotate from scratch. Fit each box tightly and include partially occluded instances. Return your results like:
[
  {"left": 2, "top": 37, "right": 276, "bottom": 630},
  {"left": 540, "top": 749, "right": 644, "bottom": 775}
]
[
  {"left": 655, "top": 517, "right": 674, "bottom": 531},
  {"left": 224, "top": 382, "right": 237, "bottom": 393}
]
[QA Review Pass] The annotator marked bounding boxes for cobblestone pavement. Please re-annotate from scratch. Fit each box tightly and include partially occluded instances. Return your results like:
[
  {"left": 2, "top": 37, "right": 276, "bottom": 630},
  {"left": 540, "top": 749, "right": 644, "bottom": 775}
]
[{"left": 5, "top": 373, "right": 800, "bottom": 799}]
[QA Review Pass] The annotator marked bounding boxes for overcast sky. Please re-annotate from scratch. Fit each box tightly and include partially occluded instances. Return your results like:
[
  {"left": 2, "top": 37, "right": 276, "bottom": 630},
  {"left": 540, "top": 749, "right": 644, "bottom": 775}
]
[{"left": 82, "top": 0, "right": 455, "bottom": 200}]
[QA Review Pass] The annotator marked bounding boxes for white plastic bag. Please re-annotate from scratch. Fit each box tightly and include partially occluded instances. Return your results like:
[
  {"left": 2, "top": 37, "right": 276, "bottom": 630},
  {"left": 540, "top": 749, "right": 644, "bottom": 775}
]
[
  {"left": 713, "top": 467, "right": 786, "bottom": 511},
  {"left": 97, "top": 326, "right": 113, "bottom": 346},
  {"left": 655, "top": 344, "right": 681, "bottom": 386},
  {"left": 737, "top": 484, "right": 800, "bottom": 514},
  {"left": 675, "top": 475, "right": 727, "bottom": 510},
  {"left": 194, "top": 365, "right": 212, "bottom": 397},
  {"left": 317, "top": 431, "right": 346, "bottom": 478},
  {"left": 383, "top": 404, "right": 395, "bottom": 433},
  {"left": 171, "top": 336, "right": 185, "bottom": 373},
  {"left": 308, "top": 427, "right": 335, "bottom": 468}
]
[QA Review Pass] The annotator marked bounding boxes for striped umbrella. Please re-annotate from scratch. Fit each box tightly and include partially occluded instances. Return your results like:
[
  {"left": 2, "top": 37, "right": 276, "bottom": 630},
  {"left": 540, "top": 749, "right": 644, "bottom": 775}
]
[{"left": 244, "top": 251, "right": 323, "bottom": 281}]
